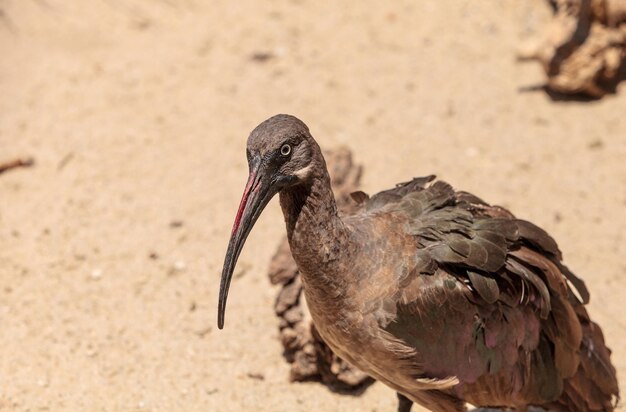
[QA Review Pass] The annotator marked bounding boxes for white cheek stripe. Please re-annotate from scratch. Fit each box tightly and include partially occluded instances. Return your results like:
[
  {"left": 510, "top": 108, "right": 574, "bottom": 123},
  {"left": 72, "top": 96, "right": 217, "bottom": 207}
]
[{"left": 293, "top": 164, "right": 313, "bottom": 180}]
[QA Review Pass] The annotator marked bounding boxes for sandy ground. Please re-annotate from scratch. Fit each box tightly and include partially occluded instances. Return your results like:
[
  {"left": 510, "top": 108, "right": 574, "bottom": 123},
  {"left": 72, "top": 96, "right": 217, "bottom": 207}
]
[{"left": 0, "top": 1, "right": 624, "bottom": 411}]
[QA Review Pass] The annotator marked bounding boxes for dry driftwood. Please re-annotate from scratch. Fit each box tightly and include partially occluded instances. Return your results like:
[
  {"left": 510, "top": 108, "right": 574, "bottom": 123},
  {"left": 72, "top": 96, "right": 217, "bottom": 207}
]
[
  {"left": 0, "top": 157, "right": 34, "bottom": 175},
  {"left": 519, "top": 0, "right": 626, "bottom": 97},
  {"left": 268, "top": 147, "right": 373, "bottom": 390}
]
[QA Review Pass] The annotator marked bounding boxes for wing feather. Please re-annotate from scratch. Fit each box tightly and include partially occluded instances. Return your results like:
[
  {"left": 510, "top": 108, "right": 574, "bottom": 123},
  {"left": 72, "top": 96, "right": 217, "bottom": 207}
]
[{"left": 368, "top": 176, "right": 616, "bottom": 407}]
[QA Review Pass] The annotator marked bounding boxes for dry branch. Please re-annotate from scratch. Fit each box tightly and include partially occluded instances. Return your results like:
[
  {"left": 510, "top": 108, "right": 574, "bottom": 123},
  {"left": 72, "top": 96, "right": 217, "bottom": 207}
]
[
  {"left": 519, "top": 0, "right": 626, "bottom": 97},
  {"left": 0, "top": 157, "right": 34, "bottom": 174}
]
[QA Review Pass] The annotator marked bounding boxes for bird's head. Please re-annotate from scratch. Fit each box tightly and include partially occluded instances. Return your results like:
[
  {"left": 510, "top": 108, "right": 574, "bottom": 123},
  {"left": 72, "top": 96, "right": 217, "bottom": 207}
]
[{"left": 218, "top": 114, "right": 317, "bottom": 329}]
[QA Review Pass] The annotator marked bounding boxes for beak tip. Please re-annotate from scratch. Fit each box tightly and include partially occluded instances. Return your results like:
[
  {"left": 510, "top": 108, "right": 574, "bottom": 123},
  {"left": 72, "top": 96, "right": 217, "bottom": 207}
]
[{"left": 217, "top": 308, "right": 225, "bottom": 329}]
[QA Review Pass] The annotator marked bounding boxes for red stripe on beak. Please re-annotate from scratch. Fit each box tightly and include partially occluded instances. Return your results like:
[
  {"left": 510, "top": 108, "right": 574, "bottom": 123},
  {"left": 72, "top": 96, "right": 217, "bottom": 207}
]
[{"left": 231, "top": 169, "right": 258, "bottom": 236}]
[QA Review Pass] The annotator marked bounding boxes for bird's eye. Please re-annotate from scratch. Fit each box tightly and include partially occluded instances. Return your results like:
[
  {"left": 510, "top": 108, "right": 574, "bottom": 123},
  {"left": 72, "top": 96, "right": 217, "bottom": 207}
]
[{"left": 280, "top": 144, "right": 291, "bottom": 157}]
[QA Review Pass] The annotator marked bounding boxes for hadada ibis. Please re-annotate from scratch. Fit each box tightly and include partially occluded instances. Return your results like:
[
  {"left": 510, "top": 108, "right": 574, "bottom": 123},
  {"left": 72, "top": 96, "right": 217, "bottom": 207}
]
[{"left": 218, "top": 114, "right": 619, "bottom": 412}]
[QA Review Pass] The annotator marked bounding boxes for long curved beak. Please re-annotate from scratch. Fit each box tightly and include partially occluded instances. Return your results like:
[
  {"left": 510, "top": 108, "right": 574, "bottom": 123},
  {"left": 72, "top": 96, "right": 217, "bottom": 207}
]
[{"left": 218, "top": 157, "right": 276, "bottom": 329}]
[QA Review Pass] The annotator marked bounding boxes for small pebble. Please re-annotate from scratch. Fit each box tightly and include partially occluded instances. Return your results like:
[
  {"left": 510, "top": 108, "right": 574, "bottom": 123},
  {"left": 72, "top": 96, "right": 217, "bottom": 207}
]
[
  {"left": 246, "top": 372, "right": 265, "bottom": 381},
  {"left": 194, "top": 326, "right": 212, "bottom": 338},
  {"left": 169, "top": 260, "right": 187, "bottom": 275},
  {"left": 90, "top": 269, "right": 103, "bottom": 280},
  {"left": 587, "top": 139, "right": 604, "bottom": 150},
  {"left": 169, "top": 220, "right": 184, "bottom": 228},
  {"left": 250, "top": 51, "right": 274, "bottom": 62}
]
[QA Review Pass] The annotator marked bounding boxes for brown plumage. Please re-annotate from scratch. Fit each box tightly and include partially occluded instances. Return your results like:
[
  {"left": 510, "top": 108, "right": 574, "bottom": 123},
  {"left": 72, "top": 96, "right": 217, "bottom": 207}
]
[
  {"left": 268, "top": 148, "right": 373, "bottom": 388},
  {"left": 218, "top": 114, "right": 619, "bottom": 412}
]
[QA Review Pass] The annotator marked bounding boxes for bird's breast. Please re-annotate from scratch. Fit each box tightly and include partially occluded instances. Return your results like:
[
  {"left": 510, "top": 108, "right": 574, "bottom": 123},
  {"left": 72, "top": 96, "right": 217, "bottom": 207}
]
[{"left": 302, "top": 283, "right": 376, "bottom": 367}]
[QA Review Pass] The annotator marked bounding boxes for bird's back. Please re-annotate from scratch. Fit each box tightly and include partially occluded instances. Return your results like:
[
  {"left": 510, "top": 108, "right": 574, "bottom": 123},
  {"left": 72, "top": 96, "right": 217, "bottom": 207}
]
[{"left": 334, "top": 176, "right": 619, "bottom": 411}]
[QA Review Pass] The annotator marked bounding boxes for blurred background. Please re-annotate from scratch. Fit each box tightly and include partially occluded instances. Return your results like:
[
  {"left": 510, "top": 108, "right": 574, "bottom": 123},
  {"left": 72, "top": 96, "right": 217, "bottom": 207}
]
[{"left": 0, "top": 1, "right": 624, "bottom": 411}]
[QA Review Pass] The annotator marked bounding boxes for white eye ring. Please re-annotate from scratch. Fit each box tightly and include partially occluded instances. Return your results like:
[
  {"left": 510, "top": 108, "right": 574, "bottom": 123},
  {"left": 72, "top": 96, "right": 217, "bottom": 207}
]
[{"left": 280, "top": 144, "right": 291, "bottom": 156}]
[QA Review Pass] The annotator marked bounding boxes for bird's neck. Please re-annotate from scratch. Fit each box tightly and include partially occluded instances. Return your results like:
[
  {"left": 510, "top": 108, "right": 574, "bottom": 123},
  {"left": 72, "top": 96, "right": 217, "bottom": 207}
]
[{"left": 279, "top": 167, "right": 353, "bottom": 295}]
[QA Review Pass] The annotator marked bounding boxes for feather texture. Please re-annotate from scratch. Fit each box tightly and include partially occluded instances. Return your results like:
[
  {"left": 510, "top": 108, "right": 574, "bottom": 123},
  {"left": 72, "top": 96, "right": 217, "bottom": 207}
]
[{"left": 336, "top": 175, "right": 620, "bottom": 411}]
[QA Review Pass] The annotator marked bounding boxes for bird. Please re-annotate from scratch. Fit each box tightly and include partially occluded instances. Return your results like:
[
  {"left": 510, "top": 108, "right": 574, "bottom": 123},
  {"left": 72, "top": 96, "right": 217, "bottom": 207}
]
[{"left": 218, "top": 114, "right": 619, "bottom": 412}]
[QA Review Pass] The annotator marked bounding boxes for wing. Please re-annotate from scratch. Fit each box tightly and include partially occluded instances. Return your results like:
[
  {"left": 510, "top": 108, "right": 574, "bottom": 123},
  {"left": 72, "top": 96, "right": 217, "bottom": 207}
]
[
  {"left": 357, "top": 177, "right": 588, "bottom": 309},
  {"left": 356, "top": 176, "right": 611, "bottom": 406}
]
